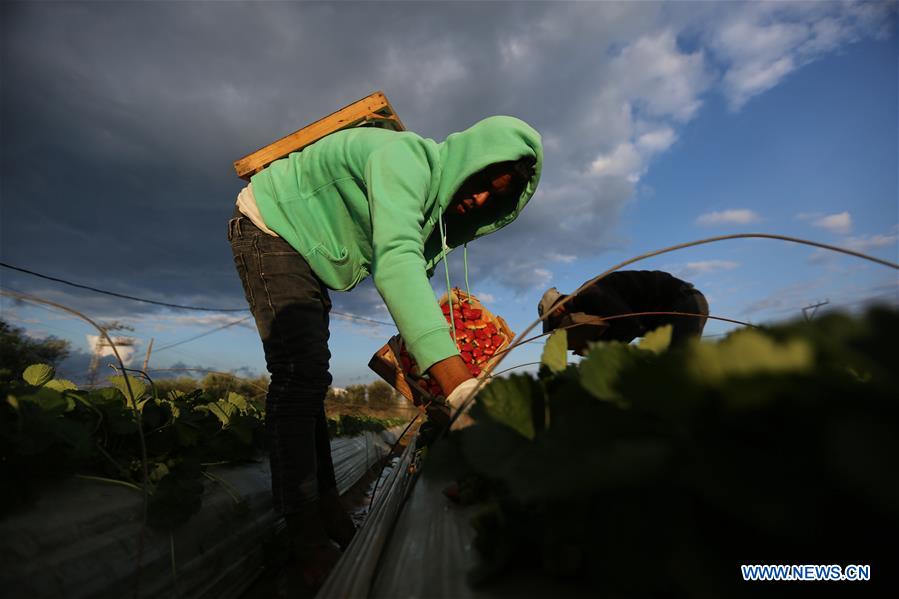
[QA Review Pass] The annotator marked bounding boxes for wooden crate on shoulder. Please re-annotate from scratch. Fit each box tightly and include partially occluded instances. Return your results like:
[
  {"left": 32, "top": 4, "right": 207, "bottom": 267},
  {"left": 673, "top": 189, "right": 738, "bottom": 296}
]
[
  {"left": 368, "top": 289, "right": 515, "bottom": 406},
  {"left": 233, "top": 91, "right": 405, "bottom": 181}
]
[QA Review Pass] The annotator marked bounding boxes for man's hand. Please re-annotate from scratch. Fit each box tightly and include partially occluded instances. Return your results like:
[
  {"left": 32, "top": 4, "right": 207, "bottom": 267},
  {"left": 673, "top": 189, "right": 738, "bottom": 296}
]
[
  {"left": 428, "top": 355, "right": 473, "bottom": 397},
  {"left": 445, "top": 378, "right": 480, "bottom": 409}
]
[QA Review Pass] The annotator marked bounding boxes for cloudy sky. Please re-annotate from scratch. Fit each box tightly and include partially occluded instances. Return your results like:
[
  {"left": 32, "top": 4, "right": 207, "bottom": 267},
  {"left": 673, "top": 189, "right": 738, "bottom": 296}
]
[{"left": 1, "top": 1, "right": 896, "bottom": 386}]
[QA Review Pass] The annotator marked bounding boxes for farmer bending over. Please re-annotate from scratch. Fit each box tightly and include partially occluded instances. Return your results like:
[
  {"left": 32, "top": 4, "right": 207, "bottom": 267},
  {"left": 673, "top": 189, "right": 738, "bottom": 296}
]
[
  {"left": 538, "top": 270, "right": 708, "bottom": 354},
  {"left": 227, "top": 116, "right": 542, "bottom": 586}
]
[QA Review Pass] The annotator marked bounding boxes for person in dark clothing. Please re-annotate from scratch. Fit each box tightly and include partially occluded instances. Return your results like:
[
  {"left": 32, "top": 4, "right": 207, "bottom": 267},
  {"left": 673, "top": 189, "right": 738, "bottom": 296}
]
[{"left": 538, "top": 270, "right": 709, "bottom": 354}]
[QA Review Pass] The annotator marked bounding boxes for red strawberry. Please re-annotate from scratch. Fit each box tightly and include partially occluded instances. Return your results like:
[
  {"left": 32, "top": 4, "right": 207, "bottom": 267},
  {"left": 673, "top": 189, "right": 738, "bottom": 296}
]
[
  {"left": 492, "top": 335, "right": 504, "bottom": 347},
  {"left": 454, "top": 318, "right": 465, "bottom": 330},
  {"left": 441, "top": 304, "right": 451, "bottom": 315},
  {"left": 467, "top": 363, "right": 481, "bottom": 377},
  {"left": 460, "top": 351, "right": 472, "bottom": 363},
  {"left": 485, "top": 323, "right": 497, "bottom": 335},
  {"left": 462, "top": 308, "right": 482, "bottom": 320},
  {"left": 442, "top": 482, "right": 461, "bottom": 503},
  {"left": 460, "top": 343, "right": 473, "bottom": 352},
  {"left": 472, "top": 347, "right": 483, "bottom": 358},
  {"left": 475, "top": 329, "right": 489, "bottom": 340}
]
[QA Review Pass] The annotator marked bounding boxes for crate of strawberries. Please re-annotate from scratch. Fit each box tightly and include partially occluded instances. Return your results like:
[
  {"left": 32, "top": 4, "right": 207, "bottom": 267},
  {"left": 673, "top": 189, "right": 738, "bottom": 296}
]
[{"left": 368, "top": 288, "right": 514, "bottom": 406}]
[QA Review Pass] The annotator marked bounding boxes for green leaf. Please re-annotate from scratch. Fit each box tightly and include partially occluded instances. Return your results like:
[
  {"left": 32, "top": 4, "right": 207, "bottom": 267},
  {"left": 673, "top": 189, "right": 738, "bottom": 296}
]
[
  {"left": 458, "top": 420, "right": 532, "bottom": 481},
  {"left": 687, "top": 329, "right": 814, "bottom": 384},
  {"left": 23, "top": 364, "right": 55, "bottom": 387},
  {"left": 226, "top": 392, "right": 249, "bottom": 412},
  {"left": 45, "top": 379, "right": 78, "bottom": 392},
  {"left": 471, "top": 375, "right": 539, "bottom": 440},
  {"left": 107, "top": 375, "right": 147, "bottom": 403},
  {"left": 638, "top": 325, "right": 672, "bottom": 354},
  {"left": 579, "top": 341, "right": 637, "bottom": 403},
  {"left": 20, "top": 387, "right": 70, "bottom": 415},
  {"left": 173, "top": 418, "right": 201, "bottom": 447},
  {"left": 140, "top": 399, "right": 172, "bottom": 430},
  {"left": 228, "top": 414, "right": 259, "bottom": 445},
  {"left": 203, "top": 401, "right": 235, "bottom": 426},
  {"left": 541, "top": 329, "right": 568, "bottom": 373},
  {"left": 88, "top": 387, "right": 126, "bottom": 406},
  {"left": 101, "top": 403, "right": 140, "bottom": 435}
]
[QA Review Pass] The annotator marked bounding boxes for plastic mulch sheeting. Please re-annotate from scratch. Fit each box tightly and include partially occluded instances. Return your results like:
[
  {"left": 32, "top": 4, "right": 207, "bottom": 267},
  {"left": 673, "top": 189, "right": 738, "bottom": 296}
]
[
  {"left": 0, "top": 430, "right": 395, "bottom": 599},
  {"left": 369, "top": 465, "right": 480, "bottom": 598},
  {"left": 316, "top": 438, "right": 417, "bottom": 599},
  {"left": 319, "top": 439, "right": 595, "bottom": 599},
  {"left": 333, "top": 428, "right": 396, "bottom": 494}
]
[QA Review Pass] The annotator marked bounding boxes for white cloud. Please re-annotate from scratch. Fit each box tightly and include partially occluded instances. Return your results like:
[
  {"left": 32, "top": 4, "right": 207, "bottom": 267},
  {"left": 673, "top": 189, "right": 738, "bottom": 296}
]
[
  {"left": 709, "top": 1, "right": 896, "bottom": 109},
  {"left": 812, "top": 212, "right": 852, "bottom": 235},
  {"left": 844, "top": 233, "right": 899, "bottom": 253},
  {"left": 331, "top": 317, "right": 388, "bottom": 340},
  {"left": 589, "top": 125, "right": 678, "bottom": 182},
  {"left": 86, "top": 334, "right": 140, "bottom": 366},
  {"left": 493, "top": 262, "right": 553, "bottom": 295},
  {"left": 609, "top": 30, "right": 709, "bottom": 121},
  {"left": 724, "top": 55, "right": 796, "bottom": 106},
  {"left": 678, "top": 260, "right": 740, "bottom": 279},
  {"left": 636, "top": 126, "right": 676, "bottom": 153},
  {"left": 124, "top": 312, "right": 253, "bottom": 333},
  {"left": 546, "top": 252, "right": 577, "bottom": 264},
  {"left": 590, "top": 142, "right": 642, "bottom": 181},
  {"left": 696, "top": 209, "right": 762, "bottom": 226},
  {"left": 807, "top": 228, "right": 897, "bottom": 265}
]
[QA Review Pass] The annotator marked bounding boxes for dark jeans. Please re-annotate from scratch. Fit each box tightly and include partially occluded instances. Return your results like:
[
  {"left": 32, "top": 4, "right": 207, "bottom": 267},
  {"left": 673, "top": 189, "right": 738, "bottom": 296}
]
[{"left": 227, "top": 207, "right": 337, "bottom": 515}]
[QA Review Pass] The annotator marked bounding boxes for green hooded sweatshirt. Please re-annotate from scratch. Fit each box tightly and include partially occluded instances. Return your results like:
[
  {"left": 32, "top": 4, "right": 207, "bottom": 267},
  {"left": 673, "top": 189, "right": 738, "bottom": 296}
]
[{"left": 251, "top": 115, "right": 543, "bottom": 371}]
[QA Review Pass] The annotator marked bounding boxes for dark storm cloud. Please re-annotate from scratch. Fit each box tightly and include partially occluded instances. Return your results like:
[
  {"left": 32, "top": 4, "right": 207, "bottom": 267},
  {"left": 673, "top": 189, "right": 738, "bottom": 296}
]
[
  {"left": 0, "top": 1, "right": 648, "bottom": 319},
  {"left": 3, "top": 1, "right": 889, "bottom": 321}
]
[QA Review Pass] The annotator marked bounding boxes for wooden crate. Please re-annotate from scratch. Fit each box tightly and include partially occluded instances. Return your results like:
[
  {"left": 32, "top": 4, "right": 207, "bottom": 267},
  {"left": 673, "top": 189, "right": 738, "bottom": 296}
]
[
  {"left": 233, "top": 91, "right": 405, "bottom": 181},
  {"left": 368, "top": 288, "right": 515, "bottom": 405},
  {"left": 368, "top": 340, "right": 432, "bottom": 406}
]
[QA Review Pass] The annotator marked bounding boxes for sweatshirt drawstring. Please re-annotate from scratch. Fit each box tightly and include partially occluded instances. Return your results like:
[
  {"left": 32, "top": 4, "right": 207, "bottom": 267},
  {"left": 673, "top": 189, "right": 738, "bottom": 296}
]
[
  {"left": 463, "top": 243, "right": 472, "bottom": 306},
  {"left": 438, "top": 211, "right": 457, "bottom": 345}
]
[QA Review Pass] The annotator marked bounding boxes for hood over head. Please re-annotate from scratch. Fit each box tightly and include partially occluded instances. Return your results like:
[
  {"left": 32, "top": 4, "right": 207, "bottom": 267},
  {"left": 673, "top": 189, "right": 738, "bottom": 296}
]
[{"left": 435, "top": 115, "right": 543, "bottom": 248}]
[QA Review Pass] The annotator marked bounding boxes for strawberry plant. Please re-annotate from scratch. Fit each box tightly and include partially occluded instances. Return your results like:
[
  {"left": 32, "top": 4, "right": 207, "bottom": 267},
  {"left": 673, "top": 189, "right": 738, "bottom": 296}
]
[
  {"left": 0, "top": 365, "right": 410, "bottom": 530},
  {"left": 0, "top": 367, "right": 265, "bottom": 529},
  {"left": 326, "top": 413, "right": 407, "bottom": 437},
  {"left": 427, "top": 307, "right": 899, "bottom": 595}
]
